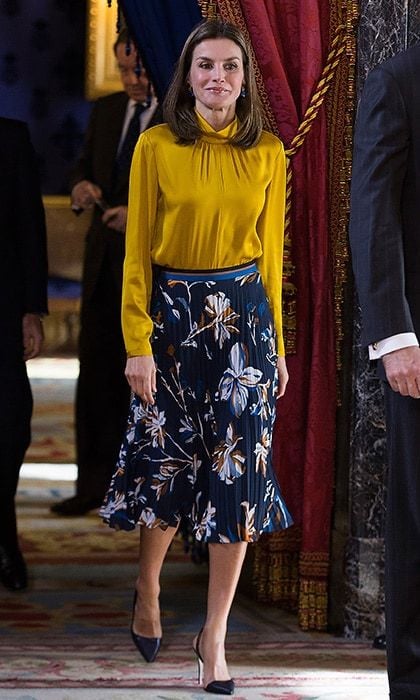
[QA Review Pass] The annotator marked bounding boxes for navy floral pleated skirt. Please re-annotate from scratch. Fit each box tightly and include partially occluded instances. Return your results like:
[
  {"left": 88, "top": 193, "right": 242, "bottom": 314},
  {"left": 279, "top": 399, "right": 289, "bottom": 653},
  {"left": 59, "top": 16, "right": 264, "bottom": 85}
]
[{"left": 100, "top": 262, "right": 293, "bottom": 542}]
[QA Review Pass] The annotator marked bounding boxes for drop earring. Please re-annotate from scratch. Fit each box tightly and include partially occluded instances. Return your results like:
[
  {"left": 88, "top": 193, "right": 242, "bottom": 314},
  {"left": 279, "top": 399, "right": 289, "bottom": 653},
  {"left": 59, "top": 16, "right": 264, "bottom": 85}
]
[
  {"left": 187, "top": 84, "right": 194, "bottom": 97},
  {"left": 240, "top": 85, "right": 247, "bottom": 98}
]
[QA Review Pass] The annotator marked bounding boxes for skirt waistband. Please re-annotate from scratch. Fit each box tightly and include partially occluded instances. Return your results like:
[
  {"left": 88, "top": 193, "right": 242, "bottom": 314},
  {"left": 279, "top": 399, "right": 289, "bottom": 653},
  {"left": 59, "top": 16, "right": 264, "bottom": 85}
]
[{"left": 154, "top": 260, "right": 257, "bottom": 282}]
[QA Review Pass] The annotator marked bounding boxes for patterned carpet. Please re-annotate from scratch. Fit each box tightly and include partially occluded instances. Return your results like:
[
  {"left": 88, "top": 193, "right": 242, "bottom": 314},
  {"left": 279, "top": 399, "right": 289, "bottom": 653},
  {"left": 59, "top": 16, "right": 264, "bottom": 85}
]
[
  {"left": 25, "top": 357, "right": 78, "bottom": 464},
  {"left": 0, "top": 358, "right": 388, "bottom": 699}
]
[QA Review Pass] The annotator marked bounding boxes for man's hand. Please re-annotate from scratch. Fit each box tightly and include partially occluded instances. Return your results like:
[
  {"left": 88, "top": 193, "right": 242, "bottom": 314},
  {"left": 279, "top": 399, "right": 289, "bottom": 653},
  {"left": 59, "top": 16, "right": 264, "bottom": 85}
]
[
  {"left": 102, "top": 206, "right": 128, "bottom": 233},
  {"left": 276, "top": 355, "right": 289, "bottom": 398},
  {"left": 22, "top": 313, "right": 44, "bottom": 361},
  {"left": 125, "top": 355, "right": 157, "bottom": 404},
  {"left": 71, "top": 180, "right": 102, "bottom": 211},
  {"left": 382, "top": 346, "right": 420, "bottom": 397}
]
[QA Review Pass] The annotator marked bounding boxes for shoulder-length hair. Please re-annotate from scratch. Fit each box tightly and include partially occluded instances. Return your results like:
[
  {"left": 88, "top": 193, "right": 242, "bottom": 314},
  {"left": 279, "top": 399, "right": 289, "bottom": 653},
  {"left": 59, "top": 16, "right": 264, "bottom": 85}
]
[{"left": 163, "top": 19, "right": 263, "bottom": 149}]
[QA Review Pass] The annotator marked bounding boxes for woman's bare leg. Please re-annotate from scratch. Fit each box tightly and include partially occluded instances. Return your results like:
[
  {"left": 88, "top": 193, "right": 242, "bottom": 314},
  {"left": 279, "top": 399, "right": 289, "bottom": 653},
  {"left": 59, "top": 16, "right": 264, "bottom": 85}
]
[
  {"left": 196, "top": 542, "right": 248, "bottom": 686},
  {"left": 133, "top": 524, "right": 178, "bottom": 638}
]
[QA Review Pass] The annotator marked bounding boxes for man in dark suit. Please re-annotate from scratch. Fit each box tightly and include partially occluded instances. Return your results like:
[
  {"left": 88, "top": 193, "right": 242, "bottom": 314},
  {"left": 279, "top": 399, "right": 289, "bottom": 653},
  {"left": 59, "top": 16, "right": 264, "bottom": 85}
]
[
  {"left": 0, "top": 118, "right": 48, "bottom": 590},
  {"left": 350, "top": 44, "right": 420, "bottom": 698},
  {"left": 51, "top": 30, "right": 160, "bottom": 516}
]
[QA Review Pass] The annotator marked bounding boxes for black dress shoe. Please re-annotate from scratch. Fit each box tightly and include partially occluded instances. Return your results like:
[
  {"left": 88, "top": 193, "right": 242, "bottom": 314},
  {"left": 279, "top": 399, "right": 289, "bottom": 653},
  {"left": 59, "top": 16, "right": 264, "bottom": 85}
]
[
  {"left": 50, "top": 495, "right": 103, "bottom": 516},
  {"left": 193, "top": 628, "right": 234, "bottom": 695},
  {"left": 130, "top": 591, "right": 161, "bottom": 663},
  {"left": 372, "top": 634, "right": 386, "bottom": 650},
  {"left": 131, "top": 626, "right": 161, "bottom": 663},
  {"left": 0, "top": 546, "right": 27, "bottom": 591}
]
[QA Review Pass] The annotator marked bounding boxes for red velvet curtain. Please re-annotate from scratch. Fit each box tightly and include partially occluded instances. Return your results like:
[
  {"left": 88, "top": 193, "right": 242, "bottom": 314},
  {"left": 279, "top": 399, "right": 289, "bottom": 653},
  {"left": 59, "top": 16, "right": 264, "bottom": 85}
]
[{"left": 216, "top": 0, "right": 337, "bottom": 629}]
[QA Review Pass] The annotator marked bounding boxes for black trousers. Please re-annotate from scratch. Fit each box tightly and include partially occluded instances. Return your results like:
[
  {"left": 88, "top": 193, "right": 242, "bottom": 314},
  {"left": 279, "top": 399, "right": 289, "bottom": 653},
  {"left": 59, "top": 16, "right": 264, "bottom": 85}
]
[
  {"left": 384, "top": 382, "right": 420, "bottom": 698},
  {"left": 75, "top": 254, "right": 130, "bottom": 502},
  {"left": 0, "top": 347, "right": 32, "bottom": 551}
]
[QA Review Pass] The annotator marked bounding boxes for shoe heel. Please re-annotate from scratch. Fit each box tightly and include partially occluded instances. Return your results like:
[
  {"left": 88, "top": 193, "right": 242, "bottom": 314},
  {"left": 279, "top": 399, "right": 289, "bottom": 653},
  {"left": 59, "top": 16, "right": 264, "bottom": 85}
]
[
  {"left": 193, "top": 627, "right": 235, "bottom": 695},
  {"left": 193, "top": 628, "right": 204, "bottom": 685},
  {"left": 197, "top": 655, "right": 203, "bottom": 684}
]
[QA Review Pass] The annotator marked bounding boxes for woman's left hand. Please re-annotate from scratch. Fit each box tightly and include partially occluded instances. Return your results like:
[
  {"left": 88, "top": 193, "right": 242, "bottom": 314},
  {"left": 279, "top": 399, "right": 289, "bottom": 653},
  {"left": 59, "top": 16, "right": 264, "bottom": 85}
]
[{"left": 276, "top": 355, "right": 289, "bottom": 398}]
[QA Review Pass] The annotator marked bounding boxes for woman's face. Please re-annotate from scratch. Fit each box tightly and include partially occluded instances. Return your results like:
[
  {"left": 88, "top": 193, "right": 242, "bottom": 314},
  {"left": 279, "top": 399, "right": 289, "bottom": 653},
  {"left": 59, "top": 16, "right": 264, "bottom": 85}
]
[{"left": 188, "top": 37, "right": 245, "bottom": 122}]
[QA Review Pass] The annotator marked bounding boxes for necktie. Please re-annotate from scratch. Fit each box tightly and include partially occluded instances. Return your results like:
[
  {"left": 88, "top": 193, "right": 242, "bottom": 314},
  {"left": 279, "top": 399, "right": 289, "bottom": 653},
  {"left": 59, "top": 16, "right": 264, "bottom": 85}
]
[{"left": 115, "top": 102, "right": 145, "bottom": 174}]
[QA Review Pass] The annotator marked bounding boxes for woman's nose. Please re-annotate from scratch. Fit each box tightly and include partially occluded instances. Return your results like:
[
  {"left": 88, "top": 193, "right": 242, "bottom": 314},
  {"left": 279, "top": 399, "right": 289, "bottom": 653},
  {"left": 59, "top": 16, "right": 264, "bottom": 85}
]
[{"left": 212, "top": 66, "right": 226, "bottom": 82}]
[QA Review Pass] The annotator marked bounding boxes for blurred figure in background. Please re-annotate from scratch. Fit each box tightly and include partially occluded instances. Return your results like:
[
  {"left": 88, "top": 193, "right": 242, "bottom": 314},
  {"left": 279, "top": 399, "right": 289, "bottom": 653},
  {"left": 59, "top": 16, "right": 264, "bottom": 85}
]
[
  {"left": 51, "top": 29, "right": 160, "bottom": 516},
  {"left": 0, "top": 117, "right": 48, "bottom": 590}
]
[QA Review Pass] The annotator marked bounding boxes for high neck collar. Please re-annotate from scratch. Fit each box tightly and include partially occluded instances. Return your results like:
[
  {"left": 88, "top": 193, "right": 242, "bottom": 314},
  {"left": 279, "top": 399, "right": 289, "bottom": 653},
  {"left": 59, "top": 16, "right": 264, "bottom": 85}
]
[{"left": 195, "top": 110, "right": 238, "bottom": 143}]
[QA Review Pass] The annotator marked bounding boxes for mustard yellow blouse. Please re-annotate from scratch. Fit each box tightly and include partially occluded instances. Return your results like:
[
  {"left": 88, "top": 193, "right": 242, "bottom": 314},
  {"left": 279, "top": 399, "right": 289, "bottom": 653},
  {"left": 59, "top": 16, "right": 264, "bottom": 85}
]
[{"left": 123, "top": 112, "right": 287, "bottom": 357}]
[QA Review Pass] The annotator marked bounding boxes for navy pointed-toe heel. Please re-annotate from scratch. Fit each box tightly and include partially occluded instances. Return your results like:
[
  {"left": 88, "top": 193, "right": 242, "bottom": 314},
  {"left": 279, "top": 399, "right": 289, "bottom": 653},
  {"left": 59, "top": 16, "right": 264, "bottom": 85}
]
[
  {"left": 131, "top": 591, "right": 161, "bottom": 663},
  {"left": 130, "top": 626, "right": 161, "bottom": 663},
  {"left": 193, "top": 628, "right": 235, "bottom": 695}
]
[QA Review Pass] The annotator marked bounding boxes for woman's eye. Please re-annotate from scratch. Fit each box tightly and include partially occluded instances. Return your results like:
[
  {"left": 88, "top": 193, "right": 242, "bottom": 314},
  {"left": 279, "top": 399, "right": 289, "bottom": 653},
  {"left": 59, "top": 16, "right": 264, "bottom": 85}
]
[
  {"left": 199, "top": 62, "right": 213, "bottom": 69},
  {"left": 225, "top": 63, "right": 239, "bottom": 71}
]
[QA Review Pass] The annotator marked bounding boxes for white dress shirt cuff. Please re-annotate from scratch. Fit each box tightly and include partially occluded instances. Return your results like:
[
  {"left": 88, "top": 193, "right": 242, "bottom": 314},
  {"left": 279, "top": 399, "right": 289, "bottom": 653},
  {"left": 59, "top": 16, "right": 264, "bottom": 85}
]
[{"left": 368, "top": 333, "right": 419, "bottom": 360}]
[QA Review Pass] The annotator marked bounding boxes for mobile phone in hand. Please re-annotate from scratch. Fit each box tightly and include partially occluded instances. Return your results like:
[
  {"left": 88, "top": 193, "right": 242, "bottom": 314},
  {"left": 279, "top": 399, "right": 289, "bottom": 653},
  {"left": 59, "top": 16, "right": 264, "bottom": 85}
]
[
  {"left": 71, "top": 198, "right": 110, "bottom": 216},
  {"left": 94, "top": 198, "right": 110, "bottom": 212},
  {"left": 71, "top": 204, "right": 84, "bottom": 216}
]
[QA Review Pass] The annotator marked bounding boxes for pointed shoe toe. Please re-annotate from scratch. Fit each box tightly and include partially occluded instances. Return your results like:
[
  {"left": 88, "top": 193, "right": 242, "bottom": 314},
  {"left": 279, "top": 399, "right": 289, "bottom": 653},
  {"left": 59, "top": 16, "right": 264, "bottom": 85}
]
[
  {"left": 130, "top": 627, "right": 161, "bottom": 662},
  {"left": 193, "top": 629, "right": 234, "bottom": 695},
  {"left": 205, "top": 679, "right": 235, "bottom": 695}
]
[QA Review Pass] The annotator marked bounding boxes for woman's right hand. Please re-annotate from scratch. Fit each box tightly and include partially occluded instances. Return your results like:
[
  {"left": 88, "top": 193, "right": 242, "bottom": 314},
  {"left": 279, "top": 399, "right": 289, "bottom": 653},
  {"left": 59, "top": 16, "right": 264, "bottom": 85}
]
[{"left": 125, "top": 355, "right": 157, "bottom": 404}]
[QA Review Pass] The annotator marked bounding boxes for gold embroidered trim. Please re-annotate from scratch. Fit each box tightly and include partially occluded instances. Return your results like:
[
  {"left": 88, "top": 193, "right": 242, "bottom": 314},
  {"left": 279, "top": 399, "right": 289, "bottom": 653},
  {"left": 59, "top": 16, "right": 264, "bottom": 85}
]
[
  {"left": 326, "top": 0, "right": 359, "bottom": 384},
  {"left": 197, "top": 0, "right": 219, "bottom": 19},
  {"left": 299, "top": 578, "right": 329, "bottom": 631}
]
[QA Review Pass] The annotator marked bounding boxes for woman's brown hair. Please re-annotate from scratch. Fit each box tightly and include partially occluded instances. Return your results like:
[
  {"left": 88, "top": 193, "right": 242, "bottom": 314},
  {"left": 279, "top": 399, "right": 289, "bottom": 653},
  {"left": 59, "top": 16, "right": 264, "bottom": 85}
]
[{"left": 163, "top": 19, "right": 263, "bottom": 149}]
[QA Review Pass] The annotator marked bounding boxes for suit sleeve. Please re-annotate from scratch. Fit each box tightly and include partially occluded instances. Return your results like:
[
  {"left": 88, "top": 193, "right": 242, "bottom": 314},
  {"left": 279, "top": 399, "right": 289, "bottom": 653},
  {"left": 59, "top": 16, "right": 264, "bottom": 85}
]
[
  {"left": 122, "top": 132, "right": 158, "bottom": 357},
  {"left": 349, "top": 65, "right": 412, "bottom": 347},
  {"left": 16, "top": 123, "right": 48, "bottom": 314},
  {"left": 69, "top": 102, "right": 97, "bottom": 190}
]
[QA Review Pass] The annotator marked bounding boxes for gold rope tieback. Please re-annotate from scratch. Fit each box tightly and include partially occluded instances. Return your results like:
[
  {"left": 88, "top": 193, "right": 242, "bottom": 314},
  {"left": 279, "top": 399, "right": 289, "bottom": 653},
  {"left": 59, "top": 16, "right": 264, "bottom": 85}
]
[
  {"left": 284, "top": 24, "right": 348, "bottom": 230},
  {"left": 285, "top": 25, "right": 346, "bottom": 159},
  {"left": 282, "top": 22, "right": 350, "bottom": 353}
]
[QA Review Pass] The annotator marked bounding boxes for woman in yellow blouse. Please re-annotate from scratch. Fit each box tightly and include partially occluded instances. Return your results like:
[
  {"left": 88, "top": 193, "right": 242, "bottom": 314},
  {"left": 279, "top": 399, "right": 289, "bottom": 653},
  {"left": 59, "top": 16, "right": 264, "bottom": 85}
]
[{"left": 101, "top": 19, "right": 292, "bottom": 695}]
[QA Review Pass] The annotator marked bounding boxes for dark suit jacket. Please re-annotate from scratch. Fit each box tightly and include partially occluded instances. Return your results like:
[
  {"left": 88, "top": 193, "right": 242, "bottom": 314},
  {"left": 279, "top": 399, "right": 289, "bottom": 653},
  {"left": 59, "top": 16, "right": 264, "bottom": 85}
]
[
  {"left": 0, "top": 117, "right": 48, "bottom": 357},
  {"left": 71, "top": 92, "right": 160, "bottom": 301},
  {"left": 349, "top": 45, "right": 420, "bottom": 348}
]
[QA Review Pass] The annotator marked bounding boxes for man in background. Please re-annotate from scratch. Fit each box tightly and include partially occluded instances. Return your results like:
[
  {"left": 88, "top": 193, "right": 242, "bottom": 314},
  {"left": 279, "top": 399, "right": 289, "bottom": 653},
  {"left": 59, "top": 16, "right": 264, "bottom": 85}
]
[
  {"left": 51, "top": 30, "right": 160, "bottom": 516},
  {"left": 350, "top": 44, "right": 420, "bottom": 698},
  {"left": 0, "top": 117, "right": 48, "bottom": 590}
]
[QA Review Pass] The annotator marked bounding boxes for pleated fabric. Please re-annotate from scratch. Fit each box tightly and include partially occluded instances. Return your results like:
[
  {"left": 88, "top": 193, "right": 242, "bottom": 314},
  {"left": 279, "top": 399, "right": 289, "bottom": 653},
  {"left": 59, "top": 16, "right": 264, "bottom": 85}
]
[{"left": 100, "top": 262, "right": 293, "bottom": 542}]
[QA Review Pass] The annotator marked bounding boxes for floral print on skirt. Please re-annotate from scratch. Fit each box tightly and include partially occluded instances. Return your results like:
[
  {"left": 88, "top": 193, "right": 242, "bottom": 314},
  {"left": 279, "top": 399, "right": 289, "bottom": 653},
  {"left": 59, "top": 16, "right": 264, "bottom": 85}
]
[{"left": 100, "top": 262, "right": 293, "bottom": 542}]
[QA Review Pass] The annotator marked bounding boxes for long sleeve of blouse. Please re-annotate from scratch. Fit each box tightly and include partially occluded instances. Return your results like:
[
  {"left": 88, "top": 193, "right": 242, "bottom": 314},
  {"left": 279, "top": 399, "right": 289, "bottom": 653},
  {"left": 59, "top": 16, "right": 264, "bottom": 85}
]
[{"left": 122, "top": 113, "right": 287, "bottom": 358}]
